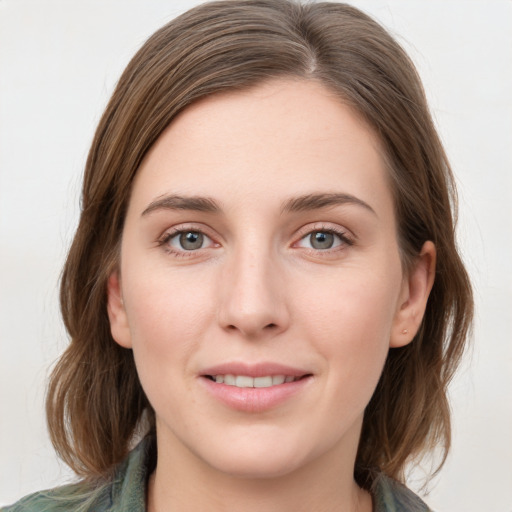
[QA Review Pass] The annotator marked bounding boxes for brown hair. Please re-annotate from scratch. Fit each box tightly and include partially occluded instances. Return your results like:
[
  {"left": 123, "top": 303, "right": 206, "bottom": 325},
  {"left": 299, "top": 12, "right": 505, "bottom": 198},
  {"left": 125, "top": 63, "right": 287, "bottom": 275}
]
[{"left": 47, "top": 0, "right": 473, "bottom": 486}]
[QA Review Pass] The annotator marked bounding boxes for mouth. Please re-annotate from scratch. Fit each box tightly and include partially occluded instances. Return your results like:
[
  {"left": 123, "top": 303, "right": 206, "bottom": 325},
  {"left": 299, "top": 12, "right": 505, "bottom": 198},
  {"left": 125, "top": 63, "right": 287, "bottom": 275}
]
[
  {"left": 203, "top": 374, "right": 310, "bottom": 388},
  {"left": 199, "top": 364, "right": 313, "bottom": 412}
]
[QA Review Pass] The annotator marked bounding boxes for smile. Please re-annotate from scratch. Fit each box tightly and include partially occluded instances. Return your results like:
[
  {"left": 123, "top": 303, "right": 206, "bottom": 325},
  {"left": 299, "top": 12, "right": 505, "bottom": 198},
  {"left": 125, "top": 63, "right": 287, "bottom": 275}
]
[
  {"left": 200, "top": 371, "right": 312, "bottom": 413},
  {"left": 205, "top": 374, "right": 301, "bottom": 387}
]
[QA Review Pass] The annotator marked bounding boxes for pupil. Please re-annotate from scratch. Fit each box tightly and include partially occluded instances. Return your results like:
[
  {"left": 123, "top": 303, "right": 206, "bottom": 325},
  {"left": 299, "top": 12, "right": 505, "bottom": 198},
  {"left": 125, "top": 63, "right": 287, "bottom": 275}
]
[
  {"left": 180, "top": 231, "right": 203, "bottom": 250},
  {"left": 311, "top": 231, "right": 334, "bottom": 249}
]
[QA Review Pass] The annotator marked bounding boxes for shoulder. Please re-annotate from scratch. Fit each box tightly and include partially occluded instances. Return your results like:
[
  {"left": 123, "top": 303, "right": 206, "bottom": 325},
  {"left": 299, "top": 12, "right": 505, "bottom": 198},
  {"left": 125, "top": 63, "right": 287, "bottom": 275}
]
[
  {"left": 372, "top": 474, "right": 432, "bottom": 512},
  {"left": 0, "top": 481, "right": 111, "bottom": 512},
  {"left": 1, "top": 437, "right": 153, "bottom": 512}
]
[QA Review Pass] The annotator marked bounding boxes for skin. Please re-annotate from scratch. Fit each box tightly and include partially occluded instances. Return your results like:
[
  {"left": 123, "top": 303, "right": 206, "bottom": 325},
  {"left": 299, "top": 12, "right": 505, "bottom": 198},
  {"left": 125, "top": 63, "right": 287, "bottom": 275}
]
[{"left": 107, "top": 79, "right": 435, "bottom": 512}]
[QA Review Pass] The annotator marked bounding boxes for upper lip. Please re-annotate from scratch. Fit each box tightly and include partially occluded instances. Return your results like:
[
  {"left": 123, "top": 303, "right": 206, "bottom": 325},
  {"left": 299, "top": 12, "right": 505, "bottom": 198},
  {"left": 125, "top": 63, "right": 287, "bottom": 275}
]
[{"left": 200, "top": 362, "right": 310, "bottom": 378}]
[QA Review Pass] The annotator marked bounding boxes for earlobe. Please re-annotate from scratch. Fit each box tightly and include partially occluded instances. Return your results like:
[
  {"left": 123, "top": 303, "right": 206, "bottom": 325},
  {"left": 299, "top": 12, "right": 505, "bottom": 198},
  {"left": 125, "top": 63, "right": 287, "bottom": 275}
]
[
  {"left": 106, "top": 272, "right": 133, "bottom": 349},
  {"left": 390, "top": 241, "right": 436, "bottom": 348}
]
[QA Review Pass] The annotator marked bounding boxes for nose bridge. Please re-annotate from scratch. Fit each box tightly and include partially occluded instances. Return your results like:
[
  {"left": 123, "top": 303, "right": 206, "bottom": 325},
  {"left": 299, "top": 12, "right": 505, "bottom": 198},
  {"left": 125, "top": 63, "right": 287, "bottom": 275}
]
[{"left": 218, "top": 236, "right": 288, "bottom": 338}]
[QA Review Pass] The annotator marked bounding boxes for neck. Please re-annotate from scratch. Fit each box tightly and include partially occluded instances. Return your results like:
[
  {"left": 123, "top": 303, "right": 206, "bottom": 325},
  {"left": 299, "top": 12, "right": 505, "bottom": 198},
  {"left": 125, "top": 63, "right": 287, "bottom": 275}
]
[{"left": 147, "top": 428, "right": 372, "bottom": 512}]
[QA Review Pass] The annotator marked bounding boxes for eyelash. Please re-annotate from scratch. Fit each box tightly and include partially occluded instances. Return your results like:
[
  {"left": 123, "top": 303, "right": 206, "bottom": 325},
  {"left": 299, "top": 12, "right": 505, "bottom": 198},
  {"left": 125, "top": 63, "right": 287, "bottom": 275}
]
[
  {"left": 293, "top": 224, "right": 354, "bottom": 252},
  {"left": 157, "top": 224, "right": 354, "bottom": 257},
  {"left": 157, "top": 226, "right": 217, "bottom": 258}
]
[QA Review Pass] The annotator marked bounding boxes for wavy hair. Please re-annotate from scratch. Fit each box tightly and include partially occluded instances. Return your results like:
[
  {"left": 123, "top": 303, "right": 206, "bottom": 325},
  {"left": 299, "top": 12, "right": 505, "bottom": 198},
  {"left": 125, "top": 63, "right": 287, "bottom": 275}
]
[{"left": 46, "top": 0, "right": 473, "bottom": 487}]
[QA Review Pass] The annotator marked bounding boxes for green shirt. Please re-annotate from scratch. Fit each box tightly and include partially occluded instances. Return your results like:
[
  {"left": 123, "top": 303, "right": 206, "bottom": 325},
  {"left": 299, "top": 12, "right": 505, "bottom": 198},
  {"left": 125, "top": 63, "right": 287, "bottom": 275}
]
[{"left": 2, "top": 438, "right": 431, "bottom": 512}]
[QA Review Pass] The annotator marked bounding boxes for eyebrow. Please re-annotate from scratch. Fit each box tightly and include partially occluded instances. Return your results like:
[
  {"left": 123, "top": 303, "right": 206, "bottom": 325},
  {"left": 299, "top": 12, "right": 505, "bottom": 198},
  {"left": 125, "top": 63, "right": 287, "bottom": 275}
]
[
  {"left": 141, "top": 192, "right": 376, "bottom": 217},
  {"left": 281, "top": 193, "right": 376, "bottom": 216},
  {"left": 141, "top": 195, "right": 221, "bottom": 216}
]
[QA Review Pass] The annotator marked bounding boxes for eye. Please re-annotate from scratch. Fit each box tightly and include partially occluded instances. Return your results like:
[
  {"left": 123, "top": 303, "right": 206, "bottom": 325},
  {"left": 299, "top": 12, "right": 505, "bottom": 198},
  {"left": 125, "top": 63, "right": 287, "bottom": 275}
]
[
  {"left": 295, "top": 229, "right": 351, "bottom": 251},
  {"left": 307, "top": 231, "right": 337, "bottom": 250},
  {"left": 164, "top": 230, "right": 214, "bottom": 252}
]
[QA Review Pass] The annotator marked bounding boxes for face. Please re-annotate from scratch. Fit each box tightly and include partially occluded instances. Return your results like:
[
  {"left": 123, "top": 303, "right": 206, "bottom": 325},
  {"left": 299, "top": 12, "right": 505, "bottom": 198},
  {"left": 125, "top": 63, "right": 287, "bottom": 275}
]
[{"left": 108, "top": 79, "right": 432, "bottom": 480}]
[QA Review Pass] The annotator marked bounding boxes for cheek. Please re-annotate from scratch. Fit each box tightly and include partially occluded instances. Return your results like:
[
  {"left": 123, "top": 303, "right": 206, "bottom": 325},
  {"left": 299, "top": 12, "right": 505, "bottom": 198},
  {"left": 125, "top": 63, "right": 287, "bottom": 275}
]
[
  {"left": 121, "top": 274, "right": 214, "bottom": 428},
  {"left": 120, "top": 265, "right": 214, "bottom": 383},
  {"left": 296, "top": 264, "right": 401, "bottom": 386},
  {"left": 298, "top": 263, "right": 400, "bottom": 337}
]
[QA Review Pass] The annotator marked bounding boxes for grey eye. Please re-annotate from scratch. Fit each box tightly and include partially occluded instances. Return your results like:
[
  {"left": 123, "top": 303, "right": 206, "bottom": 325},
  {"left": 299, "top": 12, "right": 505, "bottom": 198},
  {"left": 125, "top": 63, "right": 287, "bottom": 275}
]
[
  {"left": 309, "top": 231, "right": 335, "bottom": 250},
  {"left": 175, "top": 231, "right": 205, "bottom": 250}
]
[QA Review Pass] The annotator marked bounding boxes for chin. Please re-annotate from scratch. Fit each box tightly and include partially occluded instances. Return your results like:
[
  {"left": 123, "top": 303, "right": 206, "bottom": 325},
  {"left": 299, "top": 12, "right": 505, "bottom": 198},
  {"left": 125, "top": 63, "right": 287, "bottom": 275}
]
[
  {"left": 208, "top": 451, "right": 307, "bottom": 480},
  {"left": 192, "top": 430, "right": 317, "bottom": 480}
]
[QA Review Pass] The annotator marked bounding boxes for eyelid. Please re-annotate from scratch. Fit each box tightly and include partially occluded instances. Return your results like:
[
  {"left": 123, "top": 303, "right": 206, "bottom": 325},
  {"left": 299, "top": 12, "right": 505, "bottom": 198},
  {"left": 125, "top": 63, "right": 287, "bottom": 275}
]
[
  {"left": 157, "top": 223, "right": 220, "bottom": 254},
  {"left": 292, "top": 223, "right": 354, "bottom": 249},
  {"left": 155, "top": 222, "right": 354, "bottom": 257}
]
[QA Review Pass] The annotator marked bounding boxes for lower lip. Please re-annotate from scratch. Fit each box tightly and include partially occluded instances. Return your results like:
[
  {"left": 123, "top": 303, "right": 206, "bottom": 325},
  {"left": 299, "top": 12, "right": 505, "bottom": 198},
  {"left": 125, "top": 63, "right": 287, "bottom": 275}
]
[{"left": 199, "top": 376, "right": 312, "bottom": 413}]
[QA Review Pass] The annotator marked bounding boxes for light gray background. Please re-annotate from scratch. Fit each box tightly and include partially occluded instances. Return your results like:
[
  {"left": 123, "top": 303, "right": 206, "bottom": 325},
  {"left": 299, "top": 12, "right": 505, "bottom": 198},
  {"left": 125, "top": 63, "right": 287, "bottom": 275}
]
[{"left": 1, "top": 1, "right": 511, "bottom": 510}]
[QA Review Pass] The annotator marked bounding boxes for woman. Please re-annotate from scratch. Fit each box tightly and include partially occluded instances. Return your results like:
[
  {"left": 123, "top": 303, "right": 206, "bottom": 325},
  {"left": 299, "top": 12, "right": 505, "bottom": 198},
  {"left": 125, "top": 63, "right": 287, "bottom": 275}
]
[{"left": 3, "top": 1, "right": 473, "bottom": 511}]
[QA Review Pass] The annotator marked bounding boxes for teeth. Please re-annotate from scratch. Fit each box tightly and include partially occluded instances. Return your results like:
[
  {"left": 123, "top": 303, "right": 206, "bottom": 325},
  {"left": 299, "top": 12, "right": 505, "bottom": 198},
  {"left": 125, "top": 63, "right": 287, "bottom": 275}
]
[
  {"left": 224, "top": 374, "right": 236, "bottom": 385},
  {"left": 211, "top": 374, "right": 299, "bottom": 388},
  {"left": 236, "top": 375, "right": 253, "bottom": 388},
  {"left": 272, "top": 375, "right": 285, "bottom": 385},
  {"left": 254, "top": 376, "right": 272, "bottom": 388}
]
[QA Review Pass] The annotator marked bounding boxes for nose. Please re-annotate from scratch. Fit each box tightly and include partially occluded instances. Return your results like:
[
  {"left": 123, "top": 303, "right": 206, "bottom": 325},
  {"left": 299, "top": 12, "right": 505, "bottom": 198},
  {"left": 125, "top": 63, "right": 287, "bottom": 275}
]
[{"left": 217, "top": 246, "right": 290, "bottom": 340}]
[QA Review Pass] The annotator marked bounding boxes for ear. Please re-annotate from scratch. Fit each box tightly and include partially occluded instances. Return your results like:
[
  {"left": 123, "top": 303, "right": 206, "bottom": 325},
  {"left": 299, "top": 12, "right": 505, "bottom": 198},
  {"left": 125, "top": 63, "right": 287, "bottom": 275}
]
[
  {"left": 390, "top": 241, "right": 436, "bottom": 348},
  {"left": 106, "top": 271, "right": 133, "bottom": 349}
]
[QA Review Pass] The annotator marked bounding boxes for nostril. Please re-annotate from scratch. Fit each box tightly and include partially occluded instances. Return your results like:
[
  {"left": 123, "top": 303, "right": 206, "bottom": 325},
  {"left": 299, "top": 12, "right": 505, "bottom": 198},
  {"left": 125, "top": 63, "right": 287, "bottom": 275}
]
[{"left": 222, "top": 321, "right": 282, "bottom": 336}]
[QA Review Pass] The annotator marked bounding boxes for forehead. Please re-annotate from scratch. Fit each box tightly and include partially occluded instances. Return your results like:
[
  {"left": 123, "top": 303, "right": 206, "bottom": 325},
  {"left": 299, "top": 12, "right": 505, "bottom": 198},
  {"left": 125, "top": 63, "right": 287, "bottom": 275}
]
[{"left": 130, "top": 79, "right": 392, "bottom": 219}]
